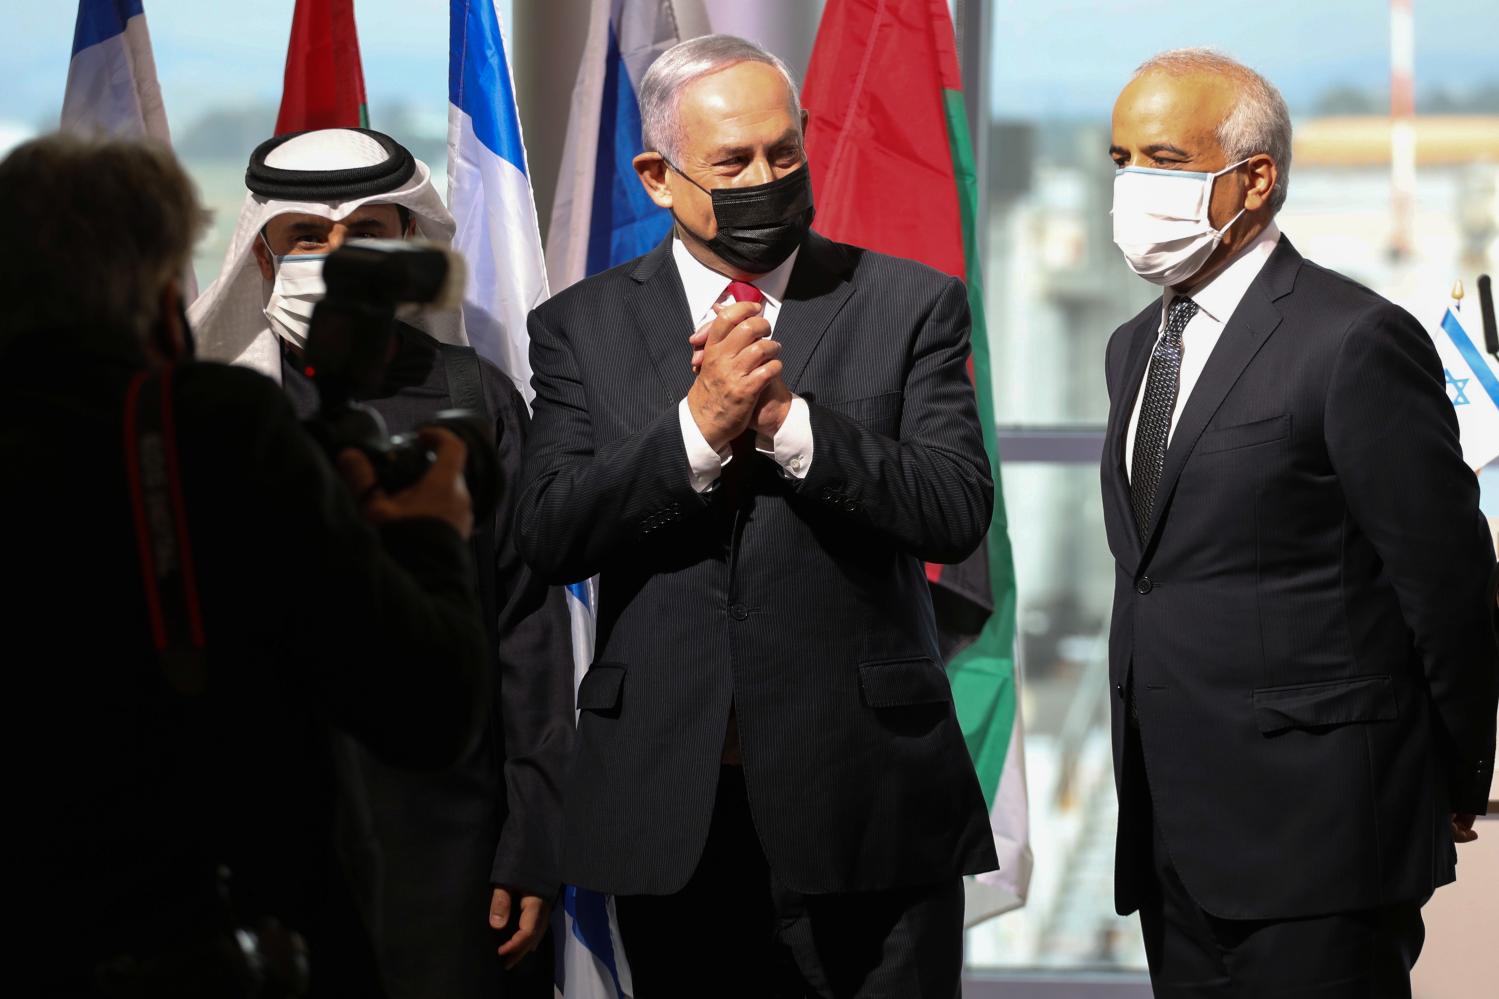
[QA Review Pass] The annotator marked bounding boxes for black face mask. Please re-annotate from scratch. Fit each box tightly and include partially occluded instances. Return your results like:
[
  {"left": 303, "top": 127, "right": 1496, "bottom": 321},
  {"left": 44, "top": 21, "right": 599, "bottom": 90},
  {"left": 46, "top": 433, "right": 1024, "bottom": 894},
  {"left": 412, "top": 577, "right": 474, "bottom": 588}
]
[{"left": 668, "top": 161, "right": 815, "bottom": 274}]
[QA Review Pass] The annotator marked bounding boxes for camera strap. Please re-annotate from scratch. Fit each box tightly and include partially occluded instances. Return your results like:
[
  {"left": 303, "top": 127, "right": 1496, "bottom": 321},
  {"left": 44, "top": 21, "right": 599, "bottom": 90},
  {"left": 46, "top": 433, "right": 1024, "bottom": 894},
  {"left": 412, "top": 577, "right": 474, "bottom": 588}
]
[
  {"left": 438, "top": 342, "right": 487, "bottom": 419},
  {"left": 123, "top": 365, "right": 208, "bottom": 696}
]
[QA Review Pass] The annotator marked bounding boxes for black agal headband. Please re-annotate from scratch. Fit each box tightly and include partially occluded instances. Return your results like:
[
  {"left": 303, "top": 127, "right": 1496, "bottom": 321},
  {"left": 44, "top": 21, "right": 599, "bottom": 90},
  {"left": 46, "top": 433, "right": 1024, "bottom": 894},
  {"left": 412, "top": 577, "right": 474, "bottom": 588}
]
[{"left": 245, "top": 128, "right": 417, "bottom": 201}]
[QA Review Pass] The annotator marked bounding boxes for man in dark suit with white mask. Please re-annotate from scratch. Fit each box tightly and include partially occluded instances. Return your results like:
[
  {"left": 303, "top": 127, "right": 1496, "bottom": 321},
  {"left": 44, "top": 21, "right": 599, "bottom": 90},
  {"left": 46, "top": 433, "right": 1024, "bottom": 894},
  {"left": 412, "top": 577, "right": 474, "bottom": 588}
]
[{"left": 1100, "top": 47, "right": 1498, "bottom": 996}]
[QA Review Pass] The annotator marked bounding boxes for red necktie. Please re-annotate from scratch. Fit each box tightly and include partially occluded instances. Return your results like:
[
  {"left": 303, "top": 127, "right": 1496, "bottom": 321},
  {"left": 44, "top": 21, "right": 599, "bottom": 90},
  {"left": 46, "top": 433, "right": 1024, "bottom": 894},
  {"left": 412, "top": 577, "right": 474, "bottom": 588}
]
[
  {"left": 724, "top": 280, "right": 763, "bottom": 305},
  {"left": 716, "top": 281, "right": 765, "bottom": 499}
]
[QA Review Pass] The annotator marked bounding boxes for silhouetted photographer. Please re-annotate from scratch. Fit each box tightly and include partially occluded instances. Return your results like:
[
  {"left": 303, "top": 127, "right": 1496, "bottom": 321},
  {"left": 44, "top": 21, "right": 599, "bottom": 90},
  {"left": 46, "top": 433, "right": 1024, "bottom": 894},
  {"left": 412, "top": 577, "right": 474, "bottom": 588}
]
[{"left": 3, "top": 135, "right": 491, "bottom": 997}]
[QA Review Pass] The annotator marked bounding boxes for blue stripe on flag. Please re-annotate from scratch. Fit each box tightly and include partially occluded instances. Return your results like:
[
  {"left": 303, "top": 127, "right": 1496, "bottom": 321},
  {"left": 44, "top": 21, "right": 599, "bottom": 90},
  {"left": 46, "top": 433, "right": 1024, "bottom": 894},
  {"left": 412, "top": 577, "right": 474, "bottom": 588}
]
[
  {"left": 448, "top": 0, "right": 528, "bottom": 174},
  {"left": 565, "top": 885, "right": 625, "bottom": 998},
  {"left": 71, "top": 0, "right": 143, "bottom": 55},
  {"left": 566, "top": 581, "right": 592, "bottom": 610},
  {"left": 1442, "top": 308, "right": 1499, "bottom": 409},
  {"left": 586, "top": 22, "right": 672, "bottom": 275}
]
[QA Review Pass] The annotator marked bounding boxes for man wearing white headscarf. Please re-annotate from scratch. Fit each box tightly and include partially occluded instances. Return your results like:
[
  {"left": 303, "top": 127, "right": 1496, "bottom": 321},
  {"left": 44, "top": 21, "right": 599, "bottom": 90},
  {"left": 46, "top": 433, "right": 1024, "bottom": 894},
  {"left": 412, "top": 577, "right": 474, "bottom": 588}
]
[{"left": 192, "top": 127, "right": 571, "bottom": 999}]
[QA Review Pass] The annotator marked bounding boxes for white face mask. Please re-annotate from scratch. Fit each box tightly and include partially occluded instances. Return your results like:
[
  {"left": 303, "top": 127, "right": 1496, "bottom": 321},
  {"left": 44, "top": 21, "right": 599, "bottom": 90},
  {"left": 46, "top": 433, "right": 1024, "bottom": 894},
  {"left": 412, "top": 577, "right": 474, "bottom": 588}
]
[
  {"left": 1111, "top": 158, "right": 1249, "bottom": 287},
  {"left": 262, "top": 242, "right": 328, "bottom": 349}
]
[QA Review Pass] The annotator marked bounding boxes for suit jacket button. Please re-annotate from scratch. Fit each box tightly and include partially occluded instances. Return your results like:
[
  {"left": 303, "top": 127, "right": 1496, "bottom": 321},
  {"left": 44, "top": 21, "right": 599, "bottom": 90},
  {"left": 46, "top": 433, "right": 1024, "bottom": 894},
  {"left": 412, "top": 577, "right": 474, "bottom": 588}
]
[
  {"left": 729, "top": 603, "right": 749, "bottom": 621},
  {"left": 1136, "top": 577, "right": 1153, "bottom": 594},
  {"left": 1115, "top": 682, "right": 1125, "bottom": 700}
]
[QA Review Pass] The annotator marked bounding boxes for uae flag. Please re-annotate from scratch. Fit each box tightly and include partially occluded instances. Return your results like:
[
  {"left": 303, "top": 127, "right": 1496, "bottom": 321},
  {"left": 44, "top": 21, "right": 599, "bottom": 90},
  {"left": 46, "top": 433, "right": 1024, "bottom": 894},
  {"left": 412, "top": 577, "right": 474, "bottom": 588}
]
[
  {"left": 804, "top": 0, "right": 1030, "bottom": 920},
  {"left": 275, "top": 0, "right": 369, "bottom": 135}
]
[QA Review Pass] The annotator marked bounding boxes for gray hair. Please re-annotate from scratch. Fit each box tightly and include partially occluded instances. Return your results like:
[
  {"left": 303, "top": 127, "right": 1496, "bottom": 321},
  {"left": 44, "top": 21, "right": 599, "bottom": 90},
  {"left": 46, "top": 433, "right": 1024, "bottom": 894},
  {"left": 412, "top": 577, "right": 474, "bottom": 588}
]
[
  {"left": 639, "top": 34, "right": 802, "bottom": 165},
  {"left": 0, "top": 134, "right": 209, "bottom": 348},
  {"left": 1134, "top": 48, "right": 1294, "bottom": 214}
]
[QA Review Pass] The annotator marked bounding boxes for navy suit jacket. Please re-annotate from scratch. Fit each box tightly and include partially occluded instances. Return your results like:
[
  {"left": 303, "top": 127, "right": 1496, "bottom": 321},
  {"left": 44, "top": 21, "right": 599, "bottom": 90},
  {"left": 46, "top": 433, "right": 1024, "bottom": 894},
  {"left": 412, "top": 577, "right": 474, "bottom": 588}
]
[
  {"left": 517, "top": 232, "right": 999, "bottom": 895},
  {"left": 1101, "top": 236, "right": 1499, "bottom": 920}
]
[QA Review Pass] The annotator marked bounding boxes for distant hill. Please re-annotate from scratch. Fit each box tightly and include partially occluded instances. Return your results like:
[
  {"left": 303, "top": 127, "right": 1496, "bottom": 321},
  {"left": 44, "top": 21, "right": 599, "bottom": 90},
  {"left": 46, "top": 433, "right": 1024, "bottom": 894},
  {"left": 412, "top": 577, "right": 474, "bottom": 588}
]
[{"left": 175, "top": 102, "right": 445, "bottom": 169}]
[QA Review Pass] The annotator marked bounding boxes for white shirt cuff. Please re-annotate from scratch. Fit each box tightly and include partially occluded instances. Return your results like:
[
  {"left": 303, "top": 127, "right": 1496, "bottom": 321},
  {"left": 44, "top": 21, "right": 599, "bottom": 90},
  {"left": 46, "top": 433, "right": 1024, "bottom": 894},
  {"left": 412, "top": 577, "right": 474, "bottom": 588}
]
[
  {"left": 755, "top": 395, "right": 813, "bottom": 479},
  {"left": 678, "top": 397, "right": 731, "bottom": 493}
]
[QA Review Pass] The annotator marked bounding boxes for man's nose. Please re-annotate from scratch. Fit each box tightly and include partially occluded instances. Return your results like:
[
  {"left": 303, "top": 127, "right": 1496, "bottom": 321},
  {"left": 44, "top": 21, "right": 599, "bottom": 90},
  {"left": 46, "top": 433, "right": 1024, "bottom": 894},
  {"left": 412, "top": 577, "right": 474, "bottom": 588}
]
[
  {"left": 326, "top": 226, "right": 347, "bottom": 250},
  {"left": 742, "top": 157, "right": 774, "bottom": 186}
]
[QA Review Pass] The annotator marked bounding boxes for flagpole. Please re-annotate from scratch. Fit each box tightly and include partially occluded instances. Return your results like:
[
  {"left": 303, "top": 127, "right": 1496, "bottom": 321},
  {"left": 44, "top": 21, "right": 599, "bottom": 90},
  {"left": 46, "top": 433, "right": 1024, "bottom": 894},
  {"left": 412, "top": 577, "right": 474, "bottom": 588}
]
[{"left": 1389, "top": 0, "right": 1415, "bottom": 262}]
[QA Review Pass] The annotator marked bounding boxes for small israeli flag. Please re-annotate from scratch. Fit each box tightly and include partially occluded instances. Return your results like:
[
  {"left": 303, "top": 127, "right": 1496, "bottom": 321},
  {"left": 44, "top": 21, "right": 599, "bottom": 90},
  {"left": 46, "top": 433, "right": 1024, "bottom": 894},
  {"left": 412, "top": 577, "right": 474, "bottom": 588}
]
[{"left": 1428, "top": 300, "right": 1499, "bottom": 469}]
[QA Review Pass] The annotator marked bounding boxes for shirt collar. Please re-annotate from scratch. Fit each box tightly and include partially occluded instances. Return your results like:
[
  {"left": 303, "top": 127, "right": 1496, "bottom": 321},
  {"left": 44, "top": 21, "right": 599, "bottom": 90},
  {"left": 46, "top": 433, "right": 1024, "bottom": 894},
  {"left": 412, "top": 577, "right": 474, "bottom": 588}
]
[
  {"left": 671, "top": 236, "right": 799, "bottom": 321},
  {"left": 1164, "top": 221, "right": 1281, "bottom": 326}
]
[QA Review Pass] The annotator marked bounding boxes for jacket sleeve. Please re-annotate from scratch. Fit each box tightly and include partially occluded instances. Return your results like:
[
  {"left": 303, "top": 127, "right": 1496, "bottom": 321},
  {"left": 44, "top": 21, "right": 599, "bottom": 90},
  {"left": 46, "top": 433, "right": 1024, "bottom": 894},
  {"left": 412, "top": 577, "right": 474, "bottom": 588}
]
[
  {"left": 1324, "top": 302, "right": 1499, "bottom": 815},
  {"left": 247, "top": 382, "right": 492, "bottom": 770},
  {"left": 515, "top": 305, "right": 710, "bottom": 583},
  {"left": 795, "top": 275, "right": 994, "bottom": 564},
  {"left": 486, "top": 382, "right": 575, "bottom": 898}
]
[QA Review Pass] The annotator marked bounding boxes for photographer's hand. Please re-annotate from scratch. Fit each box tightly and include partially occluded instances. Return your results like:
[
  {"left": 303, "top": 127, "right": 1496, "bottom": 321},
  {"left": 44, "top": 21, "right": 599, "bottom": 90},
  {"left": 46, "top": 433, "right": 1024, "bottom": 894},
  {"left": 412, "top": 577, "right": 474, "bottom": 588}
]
[{"left": 336, "top": 427, "right": 474, "bottom": 539}]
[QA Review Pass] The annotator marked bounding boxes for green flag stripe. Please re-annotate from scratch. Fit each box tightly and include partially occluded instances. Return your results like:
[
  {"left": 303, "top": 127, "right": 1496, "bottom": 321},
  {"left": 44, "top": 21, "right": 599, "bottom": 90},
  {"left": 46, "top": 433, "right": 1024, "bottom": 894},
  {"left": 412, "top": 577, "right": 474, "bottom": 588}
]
[{"left": 942, "top": 88, "right": 1019, "bottom": 808}]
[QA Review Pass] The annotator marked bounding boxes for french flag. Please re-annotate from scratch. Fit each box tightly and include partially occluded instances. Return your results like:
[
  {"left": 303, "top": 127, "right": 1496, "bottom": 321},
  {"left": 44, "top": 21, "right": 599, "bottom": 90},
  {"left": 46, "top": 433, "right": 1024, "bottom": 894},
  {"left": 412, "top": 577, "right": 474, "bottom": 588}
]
[
  {"left": 446, "top": 0, "right": 549, "bottom": 399},
  {"left": 62, "top": 1, "right": 170, "bottom": 142},
  {"left": 63, "top": 0, "right": 194, "bottom": 299},
  {"left": 545, "top": 0, "right": 683, "bottom": 294}
]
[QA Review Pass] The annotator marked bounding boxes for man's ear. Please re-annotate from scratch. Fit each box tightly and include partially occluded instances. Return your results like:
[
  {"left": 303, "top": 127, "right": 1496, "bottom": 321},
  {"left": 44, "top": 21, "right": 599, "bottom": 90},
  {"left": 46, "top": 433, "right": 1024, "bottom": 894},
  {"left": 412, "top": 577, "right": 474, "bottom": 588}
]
[
  {"left": 1242, "top": 153, "right": 1278, "bottom": 213},
  {"left": 251, "top": 232, "right": 275, "bottom": 280},
  {"left": 151, "top": 277, "right": 188, "bottom": 364},
  {"left": 633, "top": 151, "right": 672, "bottom": 210}
]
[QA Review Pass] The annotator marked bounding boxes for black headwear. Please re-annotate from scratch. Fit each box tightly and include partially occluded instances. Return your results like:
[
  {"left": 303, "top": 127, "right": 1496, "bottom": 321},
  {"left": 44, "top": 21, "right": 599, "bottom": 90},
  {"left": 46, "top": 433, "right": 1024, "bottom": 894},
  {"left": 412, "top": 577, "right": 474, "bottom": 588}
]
[{"left": 245, "top": 128, "right": 417, "bottom": 201}]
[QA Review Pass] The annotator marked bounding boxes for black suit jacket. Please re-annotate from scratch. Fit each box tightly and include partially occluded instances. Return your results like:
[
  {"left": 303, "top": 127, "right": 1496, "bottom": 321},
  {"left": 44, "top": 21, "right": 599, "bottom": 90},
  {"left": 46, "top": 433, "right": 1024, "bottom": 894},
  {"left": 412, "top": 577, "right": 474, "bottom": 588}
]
[
  {"left": 282, "top": 328, "right": 572, "bottom": 998},
  {"left": 517, "top": 232, "right": 999, "bottom": 895},
  {"left": 1100, "top": 236, "right": 1499, "bottom": 921},
  {"left": 7, "top": 338, "right": 488, "bottom": 991}
]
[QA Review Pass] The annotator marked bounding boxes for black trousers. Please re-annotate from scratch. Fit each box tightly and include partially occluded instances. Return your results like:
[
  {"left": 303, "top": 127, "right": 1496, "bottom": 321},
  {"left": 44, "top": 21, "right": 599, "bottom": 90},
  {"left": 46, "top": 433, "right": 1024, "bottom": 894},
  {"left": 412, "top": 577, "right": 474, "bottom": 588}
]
[
  {"left": 614, "top": 767, "right": 964, "bottom": 998},
  {"left": 1121, "top": 711, "right": 1425, "bottom": 997}
]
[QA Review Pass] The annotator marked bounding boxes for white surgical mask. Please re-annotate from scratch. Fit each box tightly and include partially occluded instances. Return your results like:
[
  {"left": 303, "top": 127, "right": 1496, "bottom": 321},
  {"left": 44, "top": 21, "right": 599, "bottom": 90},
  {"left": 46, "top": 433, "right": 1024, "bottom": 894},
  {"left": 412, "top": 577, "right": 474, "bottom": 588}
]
[
  {"left": 1111, "top": 159, "right": 1249, "bottom": 286},
  {"left": 263, "top": 243, "right": 328, "bottom": 349}
]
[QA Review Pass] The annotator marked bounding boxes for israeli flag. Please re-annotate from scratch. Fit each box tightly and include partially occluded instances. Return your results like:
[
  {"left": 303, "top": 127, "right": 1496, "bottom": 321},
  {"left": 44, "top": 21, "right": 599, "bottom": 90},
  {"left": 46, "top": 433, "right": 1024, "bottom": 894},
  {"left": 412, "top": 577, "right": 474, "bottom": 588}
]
[
  {"left": 62, "top": 1, "right": 169, "bottom": 141},
  {"left": 1428, "top": 302, "right": 1499, "bottom": 470},
  {"left": 545, "top": 0, "right": 683, "bottom": 294},
  {"left": 543, "top": 3, "right": 695, "bottom": 994},
  {"left": 448, "top": 5, "right": 626, "bottom": 993},
  {"left": 446, "top": 0, "right": 549, "bottom": 400}
]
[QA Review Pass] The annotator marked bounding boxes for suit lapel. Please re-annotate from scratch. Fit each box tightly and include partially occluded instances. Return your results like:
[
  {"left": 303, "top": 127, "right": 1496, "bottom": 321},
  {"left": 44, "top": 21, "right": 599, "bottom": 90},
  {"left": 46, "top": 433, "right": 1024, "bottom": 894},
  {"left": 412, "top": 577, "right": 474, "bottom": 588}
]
[
  {"left": 624, "top": 233, "right": 855, "bottom": 403},
  {"left": 627, "top": 236, "right": 697, "bottom": 403},
  {"left": 1105, "top": 305, "right": 1162, "bottom": 569},
  {"left": 1139, "top": 238, "right": 1303, "bottom": 553},
  {"left": 774, "top": 232, "right": 856, "bottom": 391}
]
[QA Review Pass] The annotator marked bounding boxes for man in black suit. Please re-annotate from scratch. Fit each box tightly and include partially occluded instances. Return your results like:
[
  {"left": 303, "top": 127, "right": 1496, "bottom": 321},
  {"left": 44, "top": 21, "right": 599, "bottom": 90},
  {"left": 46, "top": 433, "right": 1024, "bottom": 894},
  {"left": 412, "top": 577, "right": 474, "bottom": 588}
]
[
  {"left": 517, "top": 33, "right": 997, "bottom": 998},
  {"left": 1100, "top": 48, "right": 1498, "bottom": 995}
]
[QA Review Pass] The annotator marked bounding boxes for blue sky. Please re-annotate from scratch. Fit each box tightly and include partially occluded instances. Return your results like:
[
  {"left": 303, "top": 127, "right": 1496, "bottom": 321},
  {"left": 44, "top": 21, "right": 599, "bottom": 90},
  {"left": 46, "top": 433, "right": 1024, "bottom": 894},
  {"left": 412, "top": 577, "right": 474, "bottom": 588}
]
[
  {"left": 988, "top": 0, "right": 1499, "bottom": 118},
  {"left": 3, "top": 1, "right": 510, "bottom": 134},
  {"left": 2, "top": 0, "right": 1495, "bottom": 137}
]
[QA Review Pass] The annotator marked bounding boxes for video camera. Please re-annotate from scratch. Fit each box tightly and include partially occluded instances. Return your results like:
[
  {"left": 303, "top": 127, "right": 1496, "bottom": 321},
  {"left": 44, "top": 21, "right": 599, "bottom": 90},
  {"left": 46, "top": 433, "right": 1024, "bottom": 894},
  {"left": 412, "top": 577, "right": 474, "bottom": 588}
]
[{"left": 299, "top": 240, "right": 499, "bottom": 519}]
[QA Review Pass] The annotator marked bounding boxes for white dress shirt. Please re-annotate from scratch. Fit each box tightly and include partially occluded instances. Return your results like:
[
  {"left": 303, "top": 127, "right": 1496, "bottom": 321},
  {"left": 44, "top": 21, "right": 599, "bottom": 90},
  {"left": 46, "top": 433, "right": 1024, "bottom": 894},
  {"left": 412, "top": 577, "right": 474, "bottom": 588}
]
[
  {"left": 1125, "top": 222, "right": 1282, "bottom": 479},
  {"left": 672, "top": 237, "right": 813, "bottom": 492}
]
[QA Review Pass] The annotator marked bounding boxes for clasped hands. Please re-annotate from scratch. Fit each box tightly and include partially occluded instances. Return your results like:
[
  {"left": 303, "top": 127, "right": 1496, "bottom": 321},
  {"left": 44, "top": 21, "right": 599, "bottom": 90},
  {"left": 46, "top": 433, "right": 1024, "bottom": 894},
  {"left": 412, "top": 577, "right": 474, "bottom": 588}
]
[{"left": 686, "top": 300, "right": 792, "bottom": 452}]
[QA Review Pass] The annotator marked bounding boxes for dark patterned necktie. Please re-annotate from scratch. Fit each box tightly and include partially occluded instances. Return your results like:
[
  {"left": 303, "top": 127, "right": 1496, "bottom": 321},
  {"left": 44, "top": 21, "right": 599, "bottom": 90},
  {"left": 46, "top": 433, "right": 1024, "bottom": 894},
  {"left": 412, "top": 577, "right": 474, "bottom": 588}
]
[{"left": 1129, "top": 296, "right": 1199, "bottom": 539}]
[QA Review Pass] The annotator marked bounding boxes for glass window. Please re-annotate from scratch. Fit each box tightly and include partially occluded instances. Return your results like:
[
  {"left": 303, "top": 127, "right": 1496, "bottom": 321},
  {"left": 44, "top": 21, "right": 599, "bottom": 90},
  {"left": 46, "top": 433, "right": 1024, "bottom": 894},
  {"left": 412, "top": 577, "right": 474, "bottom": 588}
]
[{"left": 965, "top": 463, "right": 1143, "bottom": 971}]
